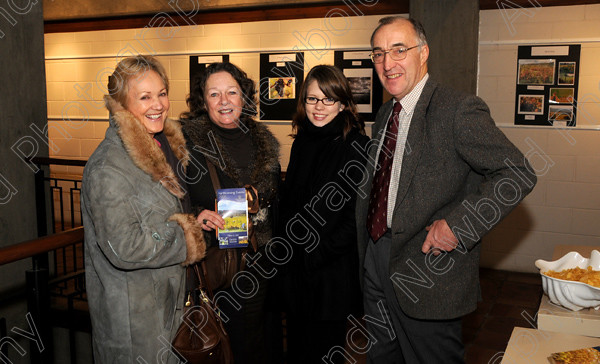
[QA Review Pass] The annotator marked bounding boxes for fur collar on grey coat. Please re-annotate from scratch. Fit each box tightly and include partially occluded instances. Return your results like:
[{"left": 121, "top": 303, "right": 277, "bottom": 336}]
[
  {"left": 105, "top": 95, "right": 189, "bottom": 198},
  {"left": 104, "top": 95, "right": 205, "bottom": 264}
]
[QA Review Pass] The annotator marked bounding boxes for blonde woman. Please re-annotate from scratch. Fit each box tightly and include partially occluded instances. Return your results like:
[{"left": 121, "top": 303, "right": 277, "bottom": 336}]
[{"left": 81, "top": 55, "right": 206, "bottom": 363}]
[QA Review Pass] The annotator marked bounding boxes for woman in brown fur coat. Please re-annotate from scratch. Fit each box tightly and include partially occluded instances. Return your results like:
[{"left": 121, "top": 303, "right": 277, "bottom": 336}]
[
  {"left": 181, "top": 62, "right": 280, "bottom": 364},
  {"left": 81, "top": 55, "right": 206, "bottom": 363}
]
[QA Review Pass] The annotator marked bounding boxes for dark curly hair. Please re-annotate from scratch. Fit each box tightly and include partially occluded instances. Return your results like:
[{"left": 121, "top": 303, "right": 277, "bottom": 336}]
[
  {"left": 292, "top": 65, "right": 364, "bottom": 139},
  {"left": 180, "top": 62, "right": 258, "bottom": 120}
]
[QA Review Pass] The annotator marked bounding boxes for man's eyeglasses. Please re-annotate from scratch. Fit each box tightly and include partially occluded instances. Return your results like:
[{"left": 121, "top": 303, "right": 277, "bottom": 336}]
[
  {"left": 305, "top": 96, "right": 337, "bottom": 106},
  {"left": 370, "top": 45, "right": 419, "bottom": 64}
]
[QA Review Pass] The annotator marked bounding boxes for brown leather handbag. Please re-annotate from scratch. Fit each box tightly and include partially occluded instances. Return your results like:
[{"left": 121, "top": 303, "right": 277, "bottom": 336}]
[
  {"left": 203, "top": 160, "right": 259, "bottom": 291},
  {"left": 172, "top": 262, "right": 234, "bottom": 363}
]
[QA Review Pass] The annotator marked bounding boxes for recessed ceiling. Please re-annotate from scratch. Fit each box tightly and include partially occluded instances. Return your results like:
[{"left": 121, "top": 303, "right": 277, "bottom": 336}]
[{"left": 43, "top": 0, "right": 337, "bottom": 21}]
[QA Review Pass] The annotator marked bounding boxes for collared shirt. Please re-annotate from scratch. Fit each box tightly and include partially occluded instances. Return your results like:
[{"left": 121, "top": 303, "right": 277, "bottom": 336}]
[{"left": 374, "top": 73, "right": 429, "bottom": 228}]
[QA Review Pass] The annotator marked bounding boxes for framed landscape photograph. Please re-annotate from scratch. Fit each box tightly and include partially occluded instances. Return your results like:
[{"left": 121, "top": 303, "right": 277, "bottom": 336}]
[
  {"left": 549, "top": 88, "right": 574, "bottom": 104},
  {"left": 558, "top": 62, "right": 576, "bottom": 85},
  {"left": 517, "top": 59, "right": 555, "bottom": 85},
  {"left": 518, "top": 95, "right": 544, "bottom": 115},
  {"left": 334, "top": 50, "right": 382, "bottom": 122},
  {"left": 548, "top": 105, "right": 573, "bottom": 122},
  {"left": 343, "top": 68, "right": 373, "bottom": 114}
]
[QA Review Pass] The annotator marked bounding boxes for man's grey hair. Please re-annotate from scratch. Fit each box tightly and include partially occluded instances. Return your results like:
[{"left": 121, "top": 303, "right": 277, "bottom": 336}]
[{"left": 370, "top": 16, "right": 428, "bottom": 48}]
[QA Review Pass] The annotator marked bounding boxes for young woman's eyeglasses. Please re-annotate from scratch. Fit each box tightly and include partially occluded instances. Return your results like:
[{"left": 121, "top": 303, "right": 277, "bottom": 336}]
[
  {"left": 370, "top": 45, "right": 419, "bottom": 64},
  {"left": 305, "top": 96, "right": 337, "bottom": 106}
]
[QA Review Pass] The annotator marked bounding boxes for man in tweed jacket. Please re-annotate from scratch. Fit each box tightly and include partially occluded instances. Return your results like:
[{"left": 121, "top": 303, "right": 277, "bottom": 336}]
[{"left": 355, "top": 17, "right": 537, "bottom": 363}]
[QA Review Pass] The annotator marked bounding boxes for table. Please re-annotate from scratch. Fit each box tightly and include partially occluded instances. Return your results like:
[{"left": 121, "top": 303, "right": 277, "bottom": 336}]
[{"left": 501, "top": 327, "right": 600, "bottom": 363}]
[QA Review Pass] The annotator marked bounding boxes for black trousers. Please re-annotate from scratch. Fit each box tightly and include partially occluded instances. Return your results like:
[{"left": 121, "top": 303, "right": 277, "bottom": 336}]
[
  {"left": 363, "top": 234, "right": 465, "bottom": 364},
  {"left": 286, "top": 316, "right": 347, "bottom": 364},
  {"left": 218, "top": 268, "right": 268, "bottom": 364}
]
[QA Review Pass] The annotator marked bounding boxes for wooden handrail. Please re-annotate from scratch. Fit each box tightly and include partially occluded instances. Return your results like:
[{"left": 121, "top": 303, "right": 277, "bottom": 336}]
[
  {"left": 28, "top": 157, "right": 87, "bottom": 167},
  {"left": 26, "top": 155, "right": 289, "bottom": 179},
  {"left": 0, "top": 227, "right": 84, "bottom": 266}
]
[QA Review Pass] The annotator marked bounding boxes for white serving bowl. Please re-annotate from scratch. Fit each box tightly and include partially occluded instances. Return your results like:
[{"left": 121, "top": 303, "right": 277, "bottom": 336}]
[{"left": 535, "top": 250, "right": 600, "bottom": 311}]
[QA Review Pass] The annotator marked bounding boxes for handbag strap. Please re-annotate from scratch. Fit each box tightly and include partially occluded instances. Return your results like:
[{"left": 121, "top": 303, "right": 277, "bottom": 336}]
[
  {"left": 205, "top": 159, "right": 221, "bottom": 193},
  {"left": 244, "top": 184, "right": 259, "bottom": 214},
  {"left": 195, "top": 261, "right": 216, "bottom": 299},
  {"left": 185, "top": 266, "right": 195, "bottom": 292},
  {"left": 183, "top": 266, "right": 198, "bottom": 306}
]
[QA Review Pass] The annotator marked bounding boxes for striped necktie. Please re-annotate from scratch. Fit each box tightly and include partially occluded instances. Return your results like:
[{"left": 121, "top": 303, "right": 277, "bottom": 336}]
[{"left": 367, "top": 102, "right": 402, "bottom": 243}]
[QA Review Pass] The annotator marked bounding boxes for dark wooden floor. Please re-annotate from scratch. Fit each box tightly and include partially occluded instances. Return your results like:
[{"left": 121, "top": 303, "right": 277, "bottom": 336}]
[
  {"left": 339, "top": 268, "right": 544, "bottom": 364},
  {"left": 48, "top": 261, "right": 545, "bottom": 364},
  {"left": 463, "top": 268, "right": 543, "bottom": 364}
]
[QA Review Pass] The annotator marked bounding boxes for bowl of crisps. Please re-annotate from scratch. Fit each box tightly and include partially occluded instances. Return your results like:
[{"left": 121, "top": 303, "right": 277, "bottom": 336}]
[{"left": 535, "top": 250, "right": 600, "bottom": 311}]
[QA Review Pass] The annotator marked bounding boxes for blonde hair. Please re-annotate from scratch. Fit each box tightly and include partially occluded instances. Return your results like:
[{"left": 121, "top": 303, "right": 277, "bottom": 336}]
[{"left": 106, "top": 55, "right": 169, "bottom": 108}]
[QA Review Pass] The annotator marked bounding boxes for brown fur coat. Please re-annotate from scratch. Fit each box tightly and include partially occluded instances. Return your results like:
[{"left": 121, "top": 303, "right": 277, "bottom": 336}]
[{"left": 182, "top": 114, "right": 280, "bottom": 247}]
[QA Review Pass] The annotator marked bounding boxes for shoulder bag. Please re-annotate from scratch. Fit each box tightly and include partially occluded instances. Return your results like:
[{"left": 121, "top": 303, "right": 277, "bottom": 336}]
[{"left": 172, "top": 262, "right": 234, "bottom": 363}]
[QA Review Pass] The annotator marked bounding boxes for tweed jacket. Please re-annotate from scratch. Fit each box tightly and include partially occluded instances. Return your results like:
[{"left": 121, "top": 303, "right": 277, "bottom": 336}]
[
  {"left": 81, "top": 96, "right": 206, "bottom": 363},
  {"left": 356, "top": 79, "right": 537, "bottom": 320}
]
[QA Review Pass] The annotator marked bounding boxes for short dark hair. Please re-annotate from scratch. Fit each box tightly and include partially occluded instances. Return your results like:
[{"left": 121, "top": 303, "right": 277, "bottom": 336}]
[
  {"left": 292, "top": 65, "right": 364, "bottom": 139},
  {"left": 370, "top": 16, "right": 428, "bottom": 48},
  {"left": 180, "top": 62, "right": 257, "bottom": 120}
]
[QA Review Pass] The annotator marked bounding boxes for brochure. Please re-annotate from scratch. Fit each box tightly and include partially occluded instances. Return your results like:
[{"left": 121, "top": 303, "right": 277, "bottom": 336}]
[{"left": 216, "top": 188, "right": 249, "bottom": 249}]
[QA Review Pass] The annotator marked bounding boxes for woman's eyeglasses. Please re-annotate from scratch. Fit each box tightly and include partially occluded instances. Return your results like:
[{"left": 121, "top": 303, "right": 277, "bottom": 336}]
[{"left": 305, "top": 97, "right": 337, "bottom": 106}]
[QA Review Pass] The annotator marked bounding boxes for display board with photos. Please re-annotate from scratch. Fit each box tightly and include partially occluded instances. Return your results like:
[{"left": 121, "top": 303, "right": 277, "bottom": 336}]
[
  {"left": 259, "top": 52, "right": 304, "bottom": 121},
  {"left": 189, "top": 54, "right": 230, "bottom": 94},
  {"left": 334, "top": 50, "right": 383, "bottom": 123},
  {"left": 514, "top": 44, "right": 580, "bottom": 127}
]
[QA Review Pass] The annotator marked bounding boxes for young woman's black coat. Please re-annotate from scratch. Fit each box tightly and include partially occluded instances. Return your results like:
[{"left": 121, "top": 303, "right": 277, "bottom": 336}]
[{"left": 279, "top": 115, "right": 370, "bottom": 320}]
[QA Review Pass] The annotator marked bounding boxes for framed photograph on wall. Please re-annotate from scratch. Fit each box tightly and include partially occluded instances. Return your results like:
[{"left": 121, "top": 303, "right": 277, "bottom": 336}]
[
  {"left": 343, "top": 68, "right": 373, "bottom": 114},
  {"left": 334, "top": 50, "right": 382, "bottom": 122},
  {"left": 549, "top": 88, "right": 574, "bottom": 104},
  {"left": 189, "top": 54, "right": 230, "bottom": 94},
  {"left": 548, "top": 105, "right": 573, "bottom": 123},
  {"left": 268, "top": 77, "right": 296, "bottom": 100},
  {"left": 518, "top": 95, "right": 544, "bottom": 115},
  {"left": 517, "top": 59, "right": 555, "bottom": 85},
  {"left": 558, "top": 62, "right": 576, "bottom": 85},
  {"left": 514, "top": 44, "right": 580, "bottom": 127},
  {"left": 259, "top": 52, "right": 304, "bottom": 121}
]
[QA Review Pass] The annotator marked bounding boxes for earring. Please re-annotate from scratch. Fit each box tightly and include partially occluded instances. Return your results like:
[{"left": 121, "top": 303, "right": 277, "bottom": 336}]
[{"left": 339, "top": 106, "right": 343, "bottom": 111}]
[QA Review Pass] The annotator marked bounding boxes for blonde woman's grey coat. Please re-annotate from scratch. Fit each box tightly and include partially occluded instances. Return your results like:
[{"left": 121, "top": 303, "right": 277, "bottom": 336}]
[{"left": 81, "top": 96, "right": 206, "bottom": 363}]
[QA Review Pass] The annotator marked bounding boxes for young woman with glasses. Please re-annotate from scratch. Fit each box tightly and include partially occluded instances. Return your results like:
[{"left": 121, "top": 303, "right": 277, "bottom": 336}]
[{"left": 277, "top": 65, "right": 370, "bottom": 364}]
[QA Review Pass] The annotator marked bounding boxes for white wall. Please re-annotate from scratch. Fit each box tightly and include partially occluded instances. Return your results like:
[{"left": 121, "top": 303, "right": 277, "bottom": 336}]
[{"left": 478, "top": 4, "right": 600, "bottom": 271}]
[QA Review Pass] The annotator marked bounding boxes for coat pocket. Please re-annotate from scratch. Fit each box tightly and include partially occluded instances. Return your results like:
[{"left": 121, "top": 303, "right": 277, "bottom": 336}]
[{"left": 159, "top": 276, "right": 178, "bottom": 331}]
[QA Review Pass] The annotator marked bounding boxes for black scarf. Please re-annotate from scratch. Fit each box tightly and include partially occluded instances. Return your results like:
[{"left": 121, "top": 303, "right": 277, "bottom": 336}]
[{"left": 281, "top": 115, "right": 348, "bottom": 220}]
